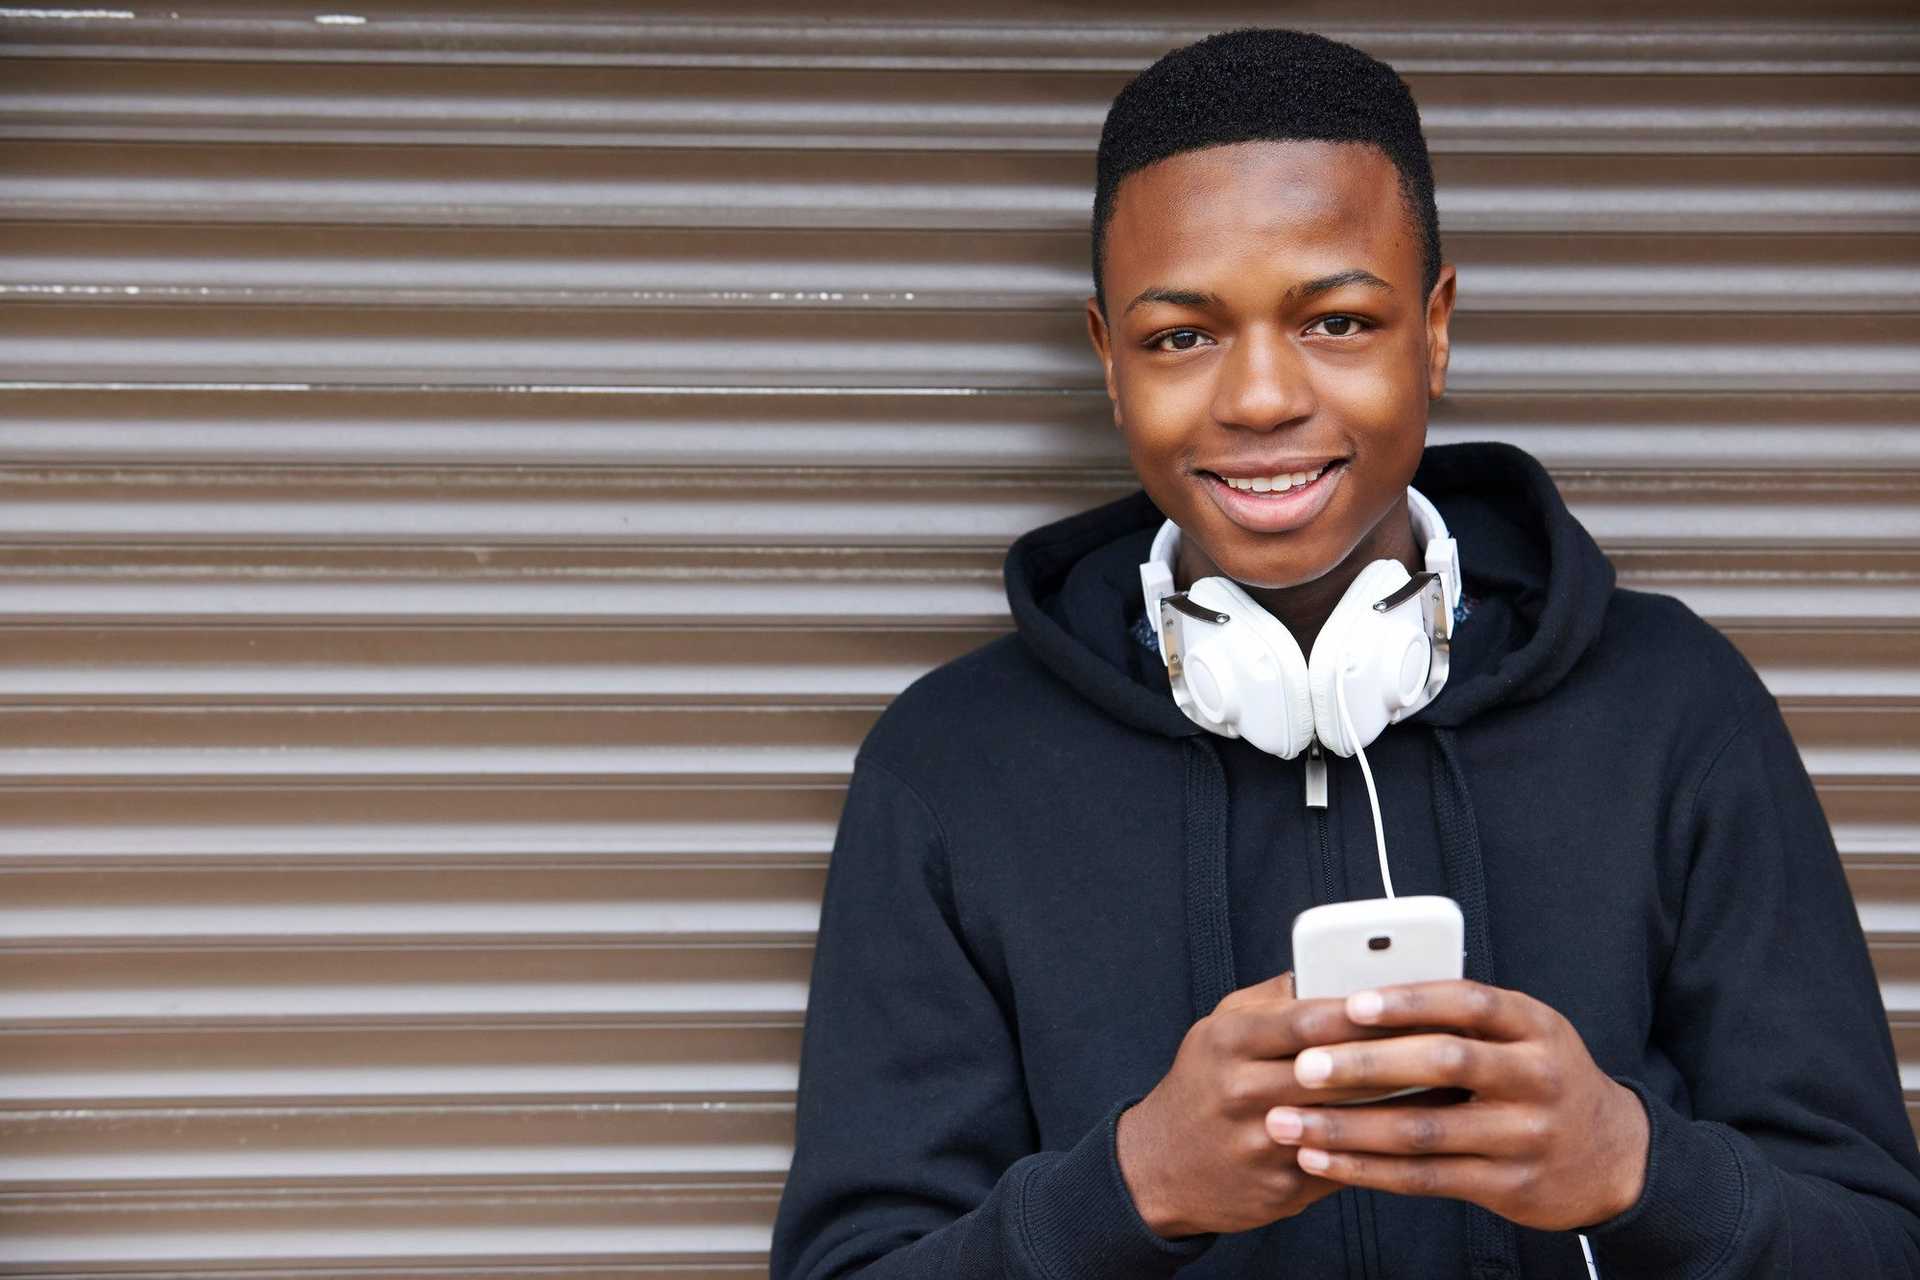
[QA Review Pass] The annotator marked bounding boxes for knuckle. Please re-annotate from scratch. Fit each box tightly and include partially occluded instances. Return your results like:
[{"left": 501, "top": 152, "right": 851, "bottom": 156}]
[
  {"left": 1403, "top": 1113, "right": 1444, "bottom": 1153},
  {"left": 1270, "top": 1166, "right": 1314, "bottom": 1204},
  {"left": 1234, "top": 1126, "right": 1273, "bottom": 1162},
  {"left": 1221, "top": 1067, "right": 1261, "bottom": 1108},
  {"left": 1467, "top": 984, "right": 1498, "bottom": 1021},
  {"left": 1527, "top": 1047, "right": 1564, "bottom": 1096},
  {"left": 1405, "top": 1160, "right": 1441, "bottom": 1195},
  {"left": 1261, "top": 1165, "right": 1300, "bottom": 1199},
  {"left": 1203, "top": 1014, "right": 1244, "bottom": 1058},
  {"left": 1348, "top": 1046, "right": 1377, "bottom": 1081},
  {"left": 1431, "top": 1038, "right": 1472, "bottom": 1079},
  {"left": 1290, "top": 1002, "right": 1334, "bottom": 1045},
  {"left": 1185, "top": 1019, "right": 1216, "bottom": 1057}
]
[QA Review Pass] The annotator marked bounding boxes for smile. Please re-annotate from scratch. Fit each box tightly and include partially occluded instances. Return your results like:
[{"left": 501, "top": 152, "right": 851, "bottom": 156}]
[
  {"left": 1199, "top": 460, "right": 1347, "bottom": 534},
  {"left": 1213, "top": 463, "right": 1330, "bottom": 494}
]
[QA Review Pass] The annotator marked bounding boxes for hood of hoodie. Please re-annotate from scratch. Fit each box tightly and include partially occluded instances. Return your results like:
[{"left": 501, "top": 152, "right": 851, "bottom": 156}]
[{"left": 1004, "top": 440, "right": 1617, "bottom": 734}]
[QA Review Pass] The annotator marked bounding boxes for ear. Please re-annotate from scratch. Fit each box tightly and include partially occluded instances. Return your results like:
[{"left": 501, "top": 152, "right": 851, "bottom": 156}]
[
  {"left": 1084, "top": 296, "right": 1122, "bottom": 428},
  {"left": 1424, "top": 263, "right": 1458, "bottom": 401}
]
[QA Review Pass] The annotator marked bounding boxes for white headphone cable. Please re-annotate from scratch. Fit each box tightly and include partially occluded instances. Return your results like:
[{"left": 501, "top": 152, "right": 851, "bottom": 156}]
[
  {"left": 1334, "top": 664, "right": 1394, "bottom": 899},
  {"left": 1339, "top": 668, "right": 1601, "bottom": 1280}
]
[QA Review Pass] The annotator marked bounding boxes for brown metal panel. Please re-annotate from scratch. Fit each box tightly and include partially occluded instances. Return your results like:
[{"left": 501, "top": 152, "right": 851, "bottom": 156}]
[
  {"left": 5, "top": 60, "right": 1918, "bottom": 154},
  {"left": 3, "top": 464, "right": 1920, "bottom": 548},
  {"left": 5, "top": 303, "right": 1920, "bottom": 390},
  {"left": 3, "top": 386, "right": 1918, "bottom": 470},
  {"left": 0, "top": 782, "right": 849, "bottom": 866},
  {"left": 4, "top": 141, "right": 1916, "bottom": 232},
  {"left": 1, "top": 3, "right": 1916, "bottom": 67},
  {"left": 6, "top": 224, "right": 1916, "bottom": 312},
  {"left": 0, "top": 3, "right": 1915, "bottom": 1273}
]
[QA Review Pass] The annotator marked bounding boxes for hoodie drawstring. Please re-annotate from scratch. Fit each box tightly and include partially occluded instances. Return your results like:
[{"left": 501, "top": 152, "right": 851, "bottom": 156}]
[
  {"left": 1183, "top": 736, "right": 1237, "bottom": 1019},
  {"left": 1431, "top": 726, "right": 1522, "bottom": 1280}
]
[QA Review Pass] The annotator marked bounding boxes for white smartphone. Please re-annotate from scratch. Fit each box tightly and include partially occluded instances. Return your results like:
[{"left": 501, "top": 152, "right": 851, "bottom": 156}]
[
  {"left": 1291, "top": 895, "right": 1465, "bottom": 1105},
  {"left": 1291, "top": 895, "right": 1464, "bottom": 1000}
]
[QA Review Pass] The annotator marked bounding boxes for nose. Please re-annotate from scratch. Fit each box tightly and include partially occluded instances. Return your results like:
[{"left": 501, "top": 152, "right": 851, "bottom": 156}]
[{"left": 1209, "top": 322, "right": 1316, "bottom": 431}]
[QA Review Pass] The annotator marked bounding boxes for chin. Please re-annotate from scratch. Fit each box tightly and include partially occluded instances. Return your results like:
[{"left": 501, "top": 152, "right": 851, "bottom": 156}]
[{"left": 1192, "top": 525, "right": 1347, "bottom": 592}]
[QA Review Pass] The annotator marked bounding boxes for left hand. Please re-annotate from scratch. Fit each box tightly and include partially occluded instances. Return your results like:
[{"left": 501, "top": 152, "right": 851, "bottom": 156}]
[{"left": 1263, "top": 979, "right": 1650, "bottom": 1231}]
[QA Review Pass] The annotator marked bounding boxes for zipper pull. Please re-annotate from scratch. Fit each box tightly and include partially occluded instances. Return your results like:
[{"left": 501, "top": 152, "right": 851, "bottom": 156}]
[{"left": 1304, "top": 739, "right": 1328, "bottom": 809}]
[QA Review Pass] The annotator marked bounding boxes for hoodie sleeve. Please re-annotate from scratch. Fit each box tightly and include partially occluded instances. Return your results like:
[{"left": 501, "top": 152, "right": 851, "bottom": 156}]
[
  {"left": 1584, "top": 687, "right": 1920, "bottom": 1277},
  {"left": 769, "top": 753, "right": 1215, "bottom": 1278}
]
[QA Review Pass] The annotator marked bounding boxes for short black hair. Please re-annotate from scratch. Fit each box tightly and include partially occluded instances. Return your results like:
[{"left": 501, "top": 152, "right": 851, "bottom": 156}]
[{"left": 1092, "top": 28, "right": 1442, "bottom": 314}]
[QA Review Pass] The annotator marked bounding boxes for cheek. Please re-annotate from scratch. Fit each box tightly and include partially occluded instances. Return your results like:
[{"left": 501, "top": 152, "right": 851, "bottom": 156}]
[
  {"left": 1326, "top": 342, "right": 1427, "bottom": 460},
  {"left": 1114, "top": 357, "right": 1208, "bottom": 456},
  {"left": 1335, "top": 339, "right": 1422, "bottom": 417}
]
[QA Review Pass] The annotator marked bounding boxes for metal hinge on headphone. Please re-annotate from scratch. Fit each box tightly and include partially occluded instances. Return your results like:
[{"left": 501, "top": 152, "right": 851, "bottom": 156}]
[{"left": 1158, "top": 592, "right": 1228, "bottom": 682}]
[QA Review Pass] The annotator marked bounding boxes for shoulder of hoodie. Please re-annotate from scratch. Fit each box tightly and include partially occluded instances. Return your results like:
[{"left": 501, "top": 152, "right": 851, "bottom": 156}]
[
  {"left": 1585, "top": 583, "right": 1777, "bottom": 745},
  {"left": 853, "top": 629, "right": 1147, "bottom": 814}
]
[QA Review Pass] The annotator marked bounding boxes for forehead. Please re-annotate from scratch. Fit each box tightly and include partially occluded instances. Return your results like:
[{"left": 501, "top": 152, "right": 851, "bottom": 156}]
[{"left": 1104, "top": 139, "right": 1415, "bottom": 287}]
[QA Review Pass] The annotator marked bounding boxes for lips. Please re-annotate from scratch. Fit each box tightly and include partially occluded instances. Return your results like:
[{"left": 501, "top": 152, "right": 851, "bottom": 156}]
[{"left": 1199, "top": 459, "right": 1347, "bottom": 535}]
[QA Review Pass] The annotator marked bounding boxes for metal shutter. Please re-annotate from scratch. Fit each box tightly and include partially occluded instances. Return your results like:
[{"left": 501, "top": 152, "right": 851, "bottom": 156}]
[{"left": 0, "top": 3, "right": 1914, "bottom": 1273}]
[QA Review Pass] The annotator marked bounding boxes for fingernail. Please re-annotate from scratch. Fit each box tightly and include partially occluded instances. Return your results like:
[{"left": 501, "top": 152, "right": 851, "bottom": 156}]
[
  {"left": 1267, "top": 1107, "right": 1303, "bottom": 1141},
  {"left": 1348, "top": 989, "right": 1384, "bottom": 1021},
  {"left": 1298, "top": 1147, "right": 1331, "bottom": 1173},
  {"left": 1295, "top": 1049, "right": 1332, "bottom": 1085}
]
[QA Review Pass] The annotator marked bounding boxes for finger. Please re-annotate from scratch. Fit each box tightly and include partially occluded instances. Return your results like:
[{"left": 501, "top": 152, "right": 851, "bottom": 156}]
[
  {"left": 1267, "top": 1101, "right": 1538, "bottom": 1158},
  {"left": 1292, "top": 1033, "right": 1519, "bottom": 1094},
  {"left": 1224, "top": 1060, "right": 1417, "bottom": 1111},
  {"left": 1294, "top": 1147, "right": 1511, "bottom": 1202},
  {"left": 1344, "top": 980, "right": 1544, "bottom": 1042},
  {"left": 1217, "top": 996, "right": 1402, "bottom": 1061}
]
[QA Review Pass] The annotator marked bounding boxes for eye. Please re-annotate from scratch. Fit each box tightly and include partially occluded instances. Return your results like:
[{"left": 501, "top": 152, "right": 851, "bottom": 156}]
[
  {"left": 1310, "top": 315, "right": 1370, "bottom": 338},
  {"left": 1148, "top": 327, "right": 1211, "bottom": 353}
]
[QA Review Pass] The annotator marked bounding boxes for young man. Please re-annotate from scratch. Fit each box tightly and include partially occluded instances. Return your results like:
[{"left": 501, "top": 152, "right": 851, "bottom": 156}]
[{"left": 771, "top": 29, "right": 1920, "bottom": 1278}]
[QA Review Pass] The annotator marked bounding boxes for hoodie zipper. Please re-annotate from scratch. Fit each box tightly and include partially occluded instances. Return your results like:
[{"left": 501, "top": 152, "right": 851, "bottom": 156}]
[
  {"left": 1304, "top": 740, "right": 1337, "bottom": 905},
  {"left": 1304, "top": 741, "right": 1376, "bottom": 1280}
]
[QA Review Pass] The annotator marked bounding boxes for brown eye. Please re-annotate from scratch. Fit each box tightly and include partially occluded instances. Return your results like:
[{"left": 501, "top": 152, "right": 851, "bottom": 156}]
[
  {"left": 1154, "top": 328, "right": 1206, "bottom": 352},
  {"left": 1315, "top": 316, "right": 1366, "bottom": 337}
]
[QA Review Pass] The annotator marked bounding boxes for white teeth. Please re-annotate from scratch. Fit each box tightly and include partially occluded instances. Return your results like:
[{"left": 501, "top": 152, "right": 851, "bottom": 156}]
[{"left": 1223, "top": 464, "right": 1328, "bottom": 493}]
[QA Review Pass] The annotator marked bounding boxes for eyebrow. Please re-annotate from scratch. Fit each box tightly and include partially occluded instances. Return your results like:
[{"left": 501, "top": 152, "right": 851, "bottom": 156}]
[
  {"left": 1123, "top": 287, "right": 1221, "bottom": 315},
  {"left": 1123, "top": 269, "right": 1393, "bottom": 316}
]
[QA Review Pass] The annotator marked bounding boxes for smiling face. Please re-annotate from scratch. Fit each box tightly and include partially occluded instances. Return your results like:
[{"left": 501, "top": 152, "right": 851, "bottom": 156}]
[{"left": 1087, "top": 139, "right": 1456, "bottom": 607}]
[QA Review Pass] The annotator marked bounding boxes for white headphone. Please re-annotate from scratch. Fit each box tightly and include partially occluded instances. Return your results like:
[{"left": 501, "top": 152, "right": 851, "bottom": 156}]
[{"left": 1138, "top": 487, "right": 1461, "bottom": 760}]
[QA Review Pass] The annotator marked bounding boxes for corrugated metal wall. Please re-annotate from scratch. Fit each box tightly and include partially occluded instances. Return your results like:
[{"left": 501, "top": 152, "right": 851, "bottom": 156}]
[{"left": 0, "top": 2, "right": 1914, "bottom": 1273}]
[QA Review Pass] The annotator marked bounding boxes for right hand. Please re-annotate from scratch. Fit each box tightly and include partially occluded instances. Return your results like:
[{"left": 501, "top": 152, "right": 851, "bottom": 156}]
[{"left": 1115, "top": 971, "right": 1404, "bottom": 1238}]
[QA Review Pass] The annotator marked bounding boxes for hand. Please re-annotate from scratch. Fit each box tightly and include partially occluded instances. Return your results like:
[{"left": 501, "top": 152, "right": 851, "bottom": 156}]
[
  {"left": 1115, "top": 971, "right": 1411, "bottom": 1238},
  {"left": 1263, "top": 980, "right": 1650, "bottom": 1231}
]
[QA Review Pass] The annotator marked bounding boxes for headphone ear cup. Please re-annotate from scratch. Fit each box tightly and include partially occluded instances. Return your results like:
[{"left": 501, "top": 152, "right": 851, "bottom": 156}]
[
  {"left": 1192, "top": 576, "right": 1314, "bottom": 758},
  {"left": 1308, "top": 559, "right": 1414, "bottom": 757}
]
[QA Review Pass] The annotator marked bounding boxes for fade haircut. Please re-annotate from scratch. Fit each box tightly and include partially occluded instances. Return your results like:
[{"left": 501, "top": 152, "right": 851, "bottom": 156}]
[{"left": 1092, "top": 28, "right": 1442, "bottom": 314}]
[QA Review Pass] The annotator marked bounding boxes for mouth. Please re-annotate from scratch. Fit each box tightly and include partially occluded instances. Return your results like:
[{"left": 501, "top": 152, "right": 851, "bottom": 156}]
[{"left": 1196, "top": 459, "right": 1348, "bottom": 534}]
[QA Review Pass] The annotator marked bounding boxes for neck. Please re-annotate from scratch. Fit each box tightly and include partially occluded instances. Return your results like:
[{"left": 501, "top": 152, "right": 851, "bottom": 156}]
[{"left": 1174, "top": 494, "right": 1421, "bottom": 654}]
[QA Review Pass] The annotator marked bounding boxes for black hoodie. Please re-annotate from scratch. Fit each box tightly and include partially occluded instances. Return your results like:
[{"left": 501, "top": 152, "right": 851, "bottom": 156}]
[{"left": 771, "top": 441, "right": 1920, "bottom": 1278}]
